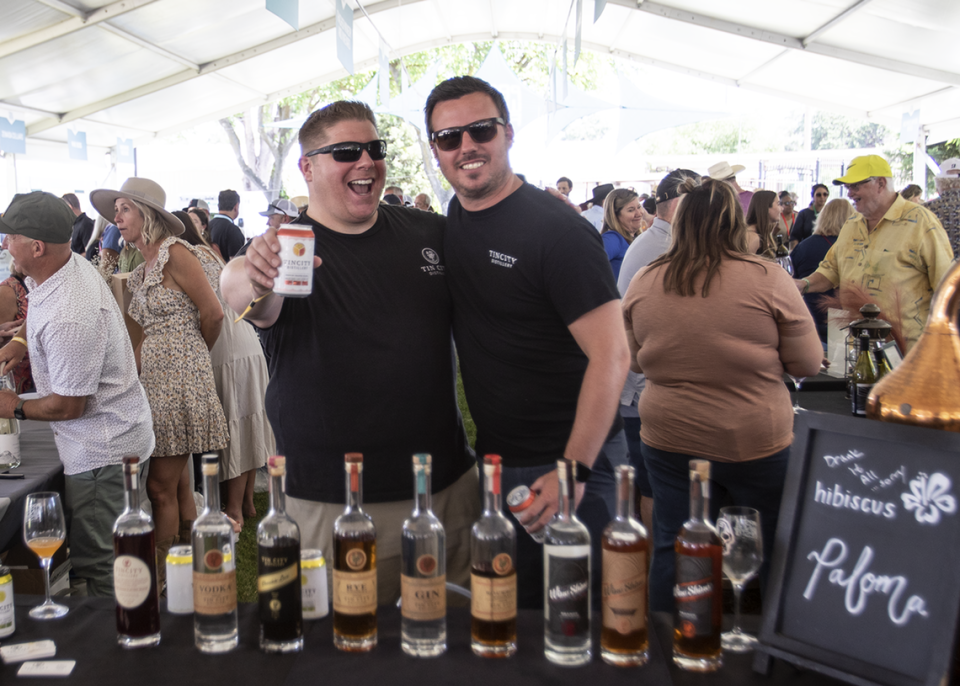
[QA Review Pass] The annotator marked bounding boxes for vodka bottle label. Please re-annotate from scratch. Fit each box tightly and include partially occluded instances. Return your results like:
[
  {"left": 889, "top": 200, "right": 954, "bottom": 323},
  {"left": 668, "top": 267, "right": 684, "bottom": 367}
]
[
  {"left": 601, "top": 549, "right": 646, "bottom": 635},
  {"left": 471, "top": 572, "right": 517, "bottom": 622},
  {"left": 113, "top": 555, "right": 152, "bottom": 609},
  {"left": 545, "top": 546, "right": 590, "bottom": 637},
  {"left": 674, "top": 555, "right": 715, "bottom": 638},
  {"left": 193, "top": 570, "right": 238, "bottom": 615},
  {"left": 332, "top": 569, "right": 377, "bottom": 614},
  {"left": 400, "top": 574, "right": 446, "bottom": 621}
]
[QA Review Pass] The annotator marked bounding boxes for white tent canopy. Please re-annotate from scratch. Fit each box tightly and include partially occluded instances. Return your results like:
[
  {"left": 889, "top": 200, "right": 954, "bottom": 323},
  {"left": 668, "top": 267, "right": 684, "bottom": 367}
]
[{"left": 2, "top": 0, "right": 960, "bottom": 153}]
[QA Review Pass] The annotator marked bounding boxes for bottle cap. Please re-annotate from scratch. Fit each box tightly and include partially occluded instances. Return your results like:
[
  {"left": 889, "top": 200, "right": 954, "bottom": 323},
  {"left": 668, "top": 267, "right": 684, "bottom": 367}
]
[
  {"left": 483, "top": 454, "right": 501, "bottom": 466},
  {"left": 689, "top": 459, "right": 711, "bottom": 480},
  {"left": 267, "top": 455, "right": 286, "bottom": 475},
  {"left": 344, "top": 452, "right": 363, "bottom": 473},
  {"left": 412, "top": 453, "right": 432, "bottom": 467},
  {"left": 201, "top": 453, "right": 219, "bottom": 476}
]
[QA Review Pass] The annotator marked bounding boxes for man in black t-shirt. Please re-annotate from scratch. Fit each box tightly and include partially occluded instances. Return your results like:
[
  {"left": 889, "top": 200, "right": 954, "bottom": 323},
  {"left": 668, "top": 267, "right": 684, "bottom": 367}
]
[
  {"left": 425, "top": 76, "right": 631, "bottom": 608},
  {"left": 208, "top": 189, "right": 245, "bottom": 259},
  {"left": 222, "top": 101, "right": 477, "bottom": 605}
]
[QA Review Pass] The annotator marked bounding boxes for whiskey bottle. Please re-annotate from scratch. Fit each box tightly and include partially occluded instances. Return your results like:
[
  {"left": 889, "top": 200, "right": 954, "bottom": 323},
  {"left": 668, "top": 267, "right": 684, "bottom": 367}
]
[
  {"left": 544, "top": 458, "right": 591, "bottom": 666},
  {"left": 471, "top": 455, "right": 517, "bottom": 658},
  {"left": 113, "top": 455, "right": 161, "bottom": 648},
  {"left": 601, "top": 464, "right": 648, "bottom": 666},
  {"left": 401, "top": 453, "right": 447, "bottom": 657},
  {"left": 193, "top": 453, "right": 239, "bottom": 653},
  {"left": 673, "top": 459, "right": 722, "bottom": 672},
  {"left": 333, "top": 453, "right": 377, "bottom": 651},
  {"left": 257, "top": 455, "right": 303, "bottom": 653}
]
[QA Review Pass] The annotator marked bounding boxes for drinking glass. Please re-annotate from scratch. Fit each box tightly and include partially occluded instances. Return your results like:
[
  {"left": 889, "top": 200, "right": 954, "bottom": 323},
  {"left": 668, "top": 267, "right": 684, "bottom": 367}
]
[
  {"left": 23, "top": 492, "right": 69, "bottom": 619},
  {"left": 787, "top": 375, "right": 806, "bottom": 413},
  {"left": 718, "top": 506, "right": 762, "bottom": 652}
]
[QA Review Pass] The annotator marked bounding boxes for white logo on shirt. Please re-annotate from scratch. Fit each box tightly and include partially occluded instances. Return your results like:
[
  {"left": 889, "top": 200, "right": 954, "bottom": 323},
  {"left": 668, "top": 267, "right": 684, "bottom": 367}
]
[
  {"left": 489, "top": 250, "right": 518, "bottom": 268},
  {"left": 422, "top": 248, "right": 439, "bottom": 265}
]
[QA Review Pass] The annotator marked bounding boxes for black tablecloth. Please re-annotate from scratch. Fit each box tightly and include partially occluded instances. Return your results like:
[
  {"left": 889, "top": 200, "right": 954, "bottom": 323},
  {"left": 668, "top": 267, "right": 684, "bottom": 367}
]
[
  {"left": 1, "top": 597, "right": 849, "bottom": 685},
  {"left": 0, "top": 421, "right": 62, "bottom": 552}
]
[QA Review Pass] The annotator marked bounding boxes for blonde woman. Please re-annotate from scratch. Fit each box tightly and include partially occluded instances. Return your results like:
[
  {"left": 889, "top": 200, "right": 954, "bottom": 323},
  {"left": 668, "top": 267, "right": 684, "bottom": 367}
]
[
  {"left": 91, "top": 178, "right": 228, "bottom": 569},
  {"left": 601, "top": 188, "right": 643, "bottom": 281},
  {"left": 792, "top": 198, "right": 854, "bottom": 340}
]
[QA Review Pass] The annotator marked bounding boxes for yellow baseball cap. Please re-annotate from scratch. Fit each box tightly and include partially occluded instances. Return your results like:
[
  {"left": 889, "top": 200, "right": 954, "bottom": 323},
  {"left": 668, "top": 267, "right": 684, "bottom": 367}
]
[{"left": 833, "top": 155, "right": 892, "bottom": 186}]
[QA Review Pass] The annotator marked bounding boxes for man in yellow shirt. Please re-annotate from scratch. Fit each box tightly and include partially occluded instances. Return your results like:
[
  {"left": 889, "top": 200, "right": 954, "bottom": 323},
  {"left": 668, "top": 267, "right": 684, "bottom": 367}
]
[{"left": 796, "top": 155, "right": 953, "bottom": 351}]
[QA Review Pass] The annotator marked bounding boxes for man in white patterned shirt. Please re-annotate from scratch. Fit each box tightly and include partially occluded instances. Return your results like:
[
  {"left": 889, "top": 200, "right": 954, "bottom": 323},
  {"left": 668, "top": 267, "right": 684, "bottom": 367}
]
[{"left": 0, "top": 191, "right": 154, "bottom": 597}]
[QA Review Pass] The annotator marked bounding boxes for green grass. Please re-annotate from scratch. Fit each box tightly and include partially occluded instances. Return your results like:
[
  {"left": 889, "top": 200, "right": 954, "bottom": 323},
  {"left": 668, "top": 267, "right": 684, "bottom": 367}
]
[{"left": 236, "top": 368, "right": 477, "bottom": 602}]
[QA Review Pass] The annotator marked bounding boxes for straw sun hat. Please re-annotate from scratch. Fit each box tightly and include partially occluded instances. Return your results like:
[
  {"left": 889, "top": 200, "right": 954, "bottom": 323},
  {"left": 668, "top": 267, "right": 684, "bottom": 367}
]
[{"left": 90, "top": 177, "right": 184, "bottom": 237}]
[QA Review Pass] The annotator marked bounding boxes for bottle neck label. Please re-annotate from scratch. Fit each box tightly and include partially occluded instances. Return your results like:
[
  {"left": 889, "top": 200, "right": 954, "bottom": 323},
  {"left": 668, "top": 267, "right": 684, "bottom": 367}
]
[
  {"left": 674, "top": 554, "right": 717, "bottom": 638},
  {"left": 602, "top": 549, "right": 647, "bottom": 635}
]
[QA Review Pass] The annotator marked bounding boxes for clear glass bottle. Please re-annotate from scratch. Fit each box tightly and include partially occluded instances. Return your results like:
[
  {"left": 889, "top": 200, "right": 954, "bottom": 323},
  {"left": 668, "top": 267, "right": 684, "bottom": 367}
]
[
  {"left": 401, "top": 453, "right": 447, "bottom": 657},
  {"left": 601, "top": 464, "right": 648, "bottom": 666},
  {"left": 543, "top": 458, "right": 592, "bottom": 666},
  {"left": 471, "top": 454, "right": 517, "bottom": 658},
  {"left": 257, "top": 455, "right": 303, "bottom": 653},
  {"left": 332, "top": 452, "right": 377, "bottom": 651},
  {"left": 0, "top": 372, "right": 21, "bottom": 472},
  {"left": 852, "top": 332, "right": 878, "bottom": 416},
  {"left": 673, "top": 460, "right": 722, "bottom": 672},
  {"left": 113, "top": 455, "right": 161, "bottom": 648},
  {"left": 193, "top": 453, "right": 238, "bottom": 653}
]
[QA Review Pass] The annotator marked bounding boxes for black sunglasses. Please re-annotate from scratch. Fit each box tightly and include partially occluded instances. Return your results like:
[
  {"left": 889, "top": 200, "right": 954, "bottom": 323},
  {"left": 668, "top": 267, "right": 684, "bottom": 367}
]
[
  {"left": 430, "top": 117, "right": 505, "bottom": 152},
  {"left": 304, "top": 140, "right": 387, "bottom": 163}
]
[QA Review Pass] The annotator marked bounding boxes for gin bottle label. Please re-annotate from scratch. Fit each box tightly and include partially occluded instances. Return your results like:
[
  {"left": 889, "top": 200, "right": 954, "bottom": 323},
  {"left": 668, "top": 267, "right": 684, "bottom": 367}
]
[
  {"left": 400, "top": 573, "right": 446, "bottom": 621},
  {"left": 332, "top": 569, "right": 377, "bottom": 614},
  {"left": 602, "top": 549, "right": 646, "bottom": 635},
  {"left": 674, "top": 555, "right": 715, "bottom": 637},
  {"left": 545, "top": 547, "right": 589, "bottom": 637}
]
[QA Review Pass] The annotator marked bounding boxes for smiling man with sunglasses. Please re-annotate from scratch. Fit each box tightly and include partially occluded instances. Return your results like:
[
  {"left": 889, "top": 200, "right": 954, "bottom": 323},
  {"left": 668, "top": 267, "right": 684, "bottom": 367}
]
[
  {"left": 221, "top": 100, "right": 478, "bottom": 605},
  {"left": 425, "top": 76, "right": 630, "bottom": 610},
  {"left": 794, "top": 154, "right": 952, "bottom": 351}
]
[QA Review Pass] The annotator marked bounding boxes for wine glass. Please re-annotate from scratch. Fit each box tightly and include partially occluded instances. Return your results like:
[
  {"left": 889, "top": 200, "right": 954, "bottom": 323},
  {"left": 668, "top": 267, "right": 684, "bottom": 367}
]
[
  {"left": 23, "top": 492, "right": 69, "bottom": 619},
  {"left": 787, "top": 375, "right": 806, "bottom": 413},
  {"left": 718, "top": 506, "right": 762, "bottom": 652}
]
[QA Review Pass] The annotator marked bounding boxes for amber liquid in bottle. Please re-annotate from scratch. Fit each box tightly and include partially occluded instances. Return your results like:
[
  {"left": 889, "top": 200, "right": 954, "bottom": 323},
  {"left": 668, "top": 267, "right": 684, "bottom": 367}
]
[
  {"left": 673, "top": 460, "right": 723, "bottom": 672},
  {"left": 601, "top": 465, "right": 649, "bottom": 666},
  {"left": 332, "top": 453, "right": 377, "bottom": 651},
  {"left": 470, "top": 567, "right": 518, "bottom": 648}
]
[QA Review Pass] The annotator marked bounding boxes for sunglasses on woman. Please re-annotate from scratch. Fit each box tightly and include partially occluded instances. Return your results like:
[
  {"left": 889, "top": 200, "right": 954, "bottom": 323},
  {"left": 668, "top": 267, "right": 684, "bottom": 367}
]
[
  {"left": 430, "top": 117, "right": 505, "bottom": 152},
  {"left": 304, "top": 140, "right": 387, "bottom": 163}
]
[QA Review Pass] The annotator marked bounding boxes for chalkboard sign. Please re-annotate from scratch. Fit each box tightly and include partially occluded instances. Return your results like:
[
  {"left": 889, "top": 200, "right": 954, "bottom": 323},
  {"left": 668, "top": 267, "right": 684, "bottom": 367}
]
[{"left": 755, "top": 412, "right": 960, "bottom": 686}]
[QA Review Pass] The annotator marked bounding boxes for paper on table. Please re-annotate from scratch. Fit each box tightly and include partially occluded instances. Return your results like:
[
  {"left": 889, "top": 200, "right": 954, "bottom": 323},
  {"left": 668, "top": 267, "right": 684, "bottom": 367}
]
[{"left": 825, "top": 308, "right": 848, "bottom": 378}]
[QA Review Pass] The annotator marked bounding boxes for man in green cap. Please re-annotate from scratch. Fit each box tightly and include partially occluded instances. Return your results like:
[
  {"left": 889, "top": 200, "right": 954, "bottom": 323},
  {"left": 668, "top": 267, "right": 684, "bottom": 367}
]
[
  {"left": 0, "top": 191, "right": 154, "bottom": 596},
  {"left": 795, "top": 155, "right": 953, "bottom": 351}
]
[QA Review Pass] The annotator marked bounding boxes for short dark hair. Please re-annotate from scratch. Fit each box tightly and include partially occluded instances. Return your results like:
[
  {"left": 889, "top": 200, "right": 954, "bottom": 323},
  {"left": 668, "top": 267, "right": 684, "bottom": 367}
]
[
  {"left": 424, "top": 76, "right": 510, "bottom": 134},
  {"left": 642, "top": 197, "right": 657, "bottom": 215},
  {"left": 299, "top": 101, "right": 378, "bottom": 153},
  {"left": 812, "top": 183, "right": 829, "bottom": 197},
  {"left": 218, "top": 190, "right": 240, "bottom": 212},
  {"left": 61, "top": 193, "right": 80, "bottom": 210},
  {"left": 557, "top": 176, "right": 572, "bottom": 187}
]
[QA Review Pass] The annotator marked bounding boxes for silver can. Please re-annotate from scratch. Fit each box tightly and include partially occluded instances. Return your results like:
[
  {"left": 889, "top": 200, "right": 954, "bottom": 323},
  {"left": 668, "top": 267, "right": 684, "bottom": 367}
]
[
  {"left": 300, "top": 549, "right": 328, "bottom": 619},
  {"left": 274, "top": 225, "right": 315, "bottom": 297},
  {"left": 506, "top": 485, "right": 546, "bottom": 543},
  {"left": 165, "top": 545, "right": 193, "bottom": 614}
]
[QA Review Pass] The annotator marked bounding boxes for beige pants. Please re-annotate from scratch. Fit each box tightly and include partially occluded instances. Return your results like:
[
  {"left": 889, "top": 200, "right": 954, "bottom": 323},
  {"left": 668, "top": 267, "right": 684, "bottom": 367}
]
[{"left": 286, "top": 465, "right": 480, "bottom": 607}]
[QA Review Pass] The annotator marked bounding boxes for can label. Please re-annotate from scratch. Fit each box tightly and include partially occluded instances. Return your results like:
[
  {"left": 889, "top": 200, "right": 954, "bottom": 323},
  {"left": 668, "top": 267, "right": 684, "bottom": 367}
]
[
  {"left": 0, "top": 577, "right": 14, "bottom": 638},
  {"left": 275, "top": 225, "right": 315, "bottom": 297}
]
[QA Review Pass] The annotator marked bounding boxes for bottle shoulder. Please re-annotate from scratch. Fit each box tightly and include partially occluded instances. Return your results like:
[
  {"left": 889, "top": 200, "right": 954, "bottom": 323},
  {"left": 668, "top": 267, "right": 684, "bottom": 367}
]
[{"left": 602, "top": 517, "right": 647, "bottom": 542}]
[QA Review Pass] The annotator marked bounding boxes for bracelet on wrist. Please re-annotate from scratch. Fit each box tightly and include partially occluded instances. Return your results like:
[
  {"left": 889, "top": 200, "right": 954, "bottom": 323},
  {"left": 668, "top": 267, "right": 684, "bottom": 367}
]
[
  {"left": 801, "top": 278, "right": 810, "bottom": 294},
  {"left": 11, "top": 336, "right": 27, "bottom": 349},
  {"left": 574, "top": 462, "right": 592, "bottom": 483}
]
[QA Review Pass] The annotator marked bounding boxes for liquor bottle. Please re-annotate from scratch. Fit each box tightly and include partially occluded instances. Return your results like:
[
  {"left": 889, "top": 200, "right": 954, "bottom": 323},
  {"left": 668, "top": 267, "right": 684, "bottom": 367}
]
[
  {"left": 257, "top": 455, "right": 303, "bottom": 653},
  {"left": 851, "top": 332, "right": 878, "bottom": 417},
  {"left": 543, "top": 458, "right": 591, "bottom": 666},
  {"left": 401, "top": 453, "right": 447, "bottom": 657},
  {"left": 193, "top": 453, "right": 239, "bottom": 653},
  {"left": 872, "top": 341, "right": 893, "bottom": 380},
  {"left": 601, "top": 464, "right": 648, "bottom": 666},
  {"left": 673, "top": 459, "right": 722, "bottom": 672},
  {"left": 113, "top": 455, "right": 161, "bottom": 648},
  {"left": 471, "top": 455, "right": 517, "bottom": 658},
  {"left": 332, "top": 452, "right": 377, "bottom": 651}
]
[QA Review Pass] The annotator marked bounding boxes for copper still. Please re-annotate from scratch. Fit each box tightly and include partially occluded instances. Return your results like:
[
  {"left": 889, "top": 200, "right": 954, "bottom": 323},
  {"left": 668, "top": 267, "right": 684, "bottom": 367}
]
[{"left": 867, "top": 259, "right": 960, "bottom": 431}]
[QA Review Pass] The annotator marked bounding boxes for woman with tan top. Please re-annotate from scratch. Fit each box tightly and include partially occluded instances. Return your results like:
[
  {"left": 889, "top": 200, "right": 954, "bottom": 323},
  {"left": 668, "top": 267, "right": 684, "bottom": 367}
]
[{"left": 621, "top": 178, "right": 822, "bottom": 613}]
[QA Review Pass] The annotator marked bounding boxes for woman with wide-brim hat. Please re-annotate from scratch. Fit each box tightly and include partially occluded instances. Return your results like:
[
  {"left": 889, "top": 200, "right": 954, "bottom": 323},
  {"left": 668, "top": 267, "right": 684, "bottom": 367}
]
[{"left": 91, "top": 177, "right": 228, "bottom": 576}]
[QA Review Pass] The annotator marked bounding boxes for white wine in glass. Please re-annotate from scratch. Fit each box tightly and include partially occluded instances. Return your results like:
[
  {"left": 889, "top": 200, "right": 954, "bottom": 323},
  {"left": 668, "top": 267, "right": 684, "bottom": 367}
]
[
  {"left": 718, "top": 507, "right": 762, "bottom": 652},
  {"left": 23, "top": 492, "right": 69, "bottom": 619}
]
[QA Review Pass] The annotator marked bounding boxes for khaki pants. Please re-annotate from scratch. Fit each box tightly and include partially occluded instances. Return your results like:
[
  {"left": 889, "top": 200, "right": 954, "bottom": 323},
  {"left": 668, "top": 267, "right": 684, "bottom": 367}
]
[{"left": 287, "top": 465, "right": 480, "bottom": 607}]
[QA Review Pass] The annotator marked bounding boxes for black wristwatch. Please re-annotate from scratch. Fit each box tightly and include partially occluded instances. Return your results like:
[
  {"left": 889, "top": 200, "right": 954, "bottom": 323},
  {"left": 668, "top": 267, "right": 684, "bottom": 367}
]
[
  {"left": 574, "top": 462, "right": 592, "bottom": 483},
  {"left": 13, "top": 399, "right": 26, "bottom": 421}
]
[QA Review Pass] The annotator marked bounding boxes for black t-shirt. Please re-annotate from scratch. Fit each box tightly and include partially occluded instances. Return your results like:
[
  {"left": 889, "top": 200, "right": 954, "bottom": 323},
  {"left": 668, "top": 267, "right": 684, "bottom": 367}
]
[
  {"left": 70, "top": 213, "right": 94, "bottom": 255},
  {"left": 209, "top": 215, "right": 245, "bottom": 259},
  {"left": 445, "top": 183, "right": 621, "bottom": 468},
  {"left": 246, "top": 205, "right": 473, "bottom": 503}
]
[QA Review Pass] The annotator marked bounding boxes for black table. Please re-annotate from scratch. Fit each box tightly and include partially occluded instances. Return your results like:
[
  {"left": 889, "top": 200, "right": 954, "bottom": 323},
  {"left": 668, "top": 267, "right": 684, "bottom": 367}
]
[
  {"left": 1, "top": 597, "right": 848, "bottom": 685},
  {"left": 0, "top": 421, "right": 61, "bottom": 552}
]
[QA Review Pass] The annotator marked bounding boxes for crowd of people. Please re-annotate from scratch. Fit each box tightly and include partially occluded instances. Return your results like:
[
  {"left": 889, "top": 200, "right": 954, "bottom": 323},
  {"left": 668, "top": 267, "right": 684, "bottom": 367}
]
[{"left": 0, "top": 73, "right": 957, "bottom": 618}]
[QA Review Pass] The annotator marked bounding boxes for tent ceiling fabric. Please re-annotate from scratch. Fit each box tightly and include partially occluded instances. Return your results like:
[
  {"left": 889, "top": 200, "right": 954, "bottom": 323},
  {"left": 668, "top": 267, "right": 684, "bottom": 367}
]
[{"left": 1, "top": 0, "right": 959, "bottom": 151}]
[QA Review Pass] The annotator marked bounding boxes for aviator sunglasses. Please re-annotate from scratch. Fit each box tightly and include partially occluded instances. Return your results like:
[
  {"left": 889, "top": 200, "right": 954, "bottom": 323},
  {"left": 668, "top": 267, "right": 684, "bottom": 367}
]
[
  {"left": 430, "top": 117, "right": 505, "bottom": 152},
  {"left": 304, "top": 139, "right": 387, "bottom": 163}
]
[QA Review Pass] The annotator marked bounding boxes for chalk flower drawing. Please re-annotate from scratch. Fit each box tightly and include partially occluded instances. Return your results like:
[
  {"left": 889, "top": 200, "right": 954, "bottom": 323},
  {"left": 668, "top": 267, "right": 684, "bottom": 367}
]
[{"left": 901, "top": 472, "right": 957, "bottom": 525}]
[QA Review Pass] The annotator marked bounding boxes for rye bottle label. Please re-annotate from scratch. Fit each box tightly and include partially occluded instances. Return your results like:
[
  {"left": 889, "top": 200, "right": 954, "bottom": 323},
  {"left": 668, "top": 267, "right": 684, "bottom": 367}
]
[{"left": 332, "top": 568, "right": 377, "bottom": 614}]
